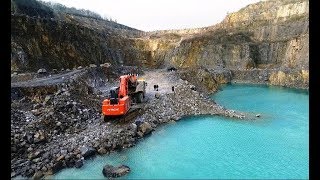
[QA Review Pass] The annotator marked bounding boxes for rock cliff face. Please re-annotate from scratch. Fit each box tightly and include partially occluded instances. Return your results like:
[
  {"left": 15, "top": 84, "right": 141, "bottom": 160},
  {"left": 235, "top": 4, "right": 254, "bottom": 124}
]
[
  {"left": 149, "top": 0, "right": 308, "bottom": 89},
  {"left": 11, "top": 0, "right": 309, "bottom": 89},
  {"left": 11, "top": 14, "right": 149, "bottom": 72},
  {"left": 11, "top": 0, "right": 149, "bottom": 72},
  {"left": 154, "top": 0, "right": 309, "bottom": 69}
]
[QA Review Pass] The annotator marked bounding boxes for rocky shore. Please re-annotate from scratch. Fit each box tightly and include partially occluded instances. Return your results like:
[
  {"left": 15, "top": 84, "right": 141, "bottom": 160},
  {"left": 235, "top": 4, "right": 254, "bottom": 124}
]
[{"left": 11, "top": 68, "right": 245, "bottom": 179}]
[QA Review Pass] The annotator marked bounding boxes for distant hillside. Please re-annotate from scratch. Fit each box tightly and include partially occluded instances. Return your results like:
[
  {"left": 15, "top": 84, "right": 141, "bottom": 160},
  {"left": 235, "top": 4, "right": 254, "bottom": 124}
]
[
  {"left": 11, "top": 0, "right": 141, "bottom": 32},
  {"left": 39, "top": 0, "right": 104, "bottom": 20},
  {"left": 11, "top": 0, "right": 54, "bottom": 18}
]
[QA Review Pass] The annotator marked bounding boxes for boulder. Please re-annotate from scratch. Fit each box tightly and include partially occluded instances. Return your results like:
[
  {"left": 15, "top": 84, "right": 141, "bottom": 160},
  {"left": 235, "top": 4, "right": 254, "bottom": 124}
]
[
  {"left": 89, "top": 64, "right": 97, "bottom": 68},
  {"left": 31, "top": 109, "right": 41, "bottom": 116},
  {"left": 32, "top": 171, "right": 43, "bottom": 180},
  {"left": 52, "top": 161, "right": 63, "bottom": 173},
  {"left": 167, "top": 67, "right": 177, "bottom": 71},
  {"left": 129, "top": 123, "right": 137, "bottom": 135},
  {"left": 168, "top": 120, "right": 176, "bottom": 124},
  {"left": 32, "top": 158, "right": 40, "bottom": 163},
  {"left": 41, "top": 166, "right": 47, "bottom": 172},
  {"left": 136, "top": 131, "right": 144, "bottom": 138},
  {"left": 26, "top": 168, "right": 35, "bottom": 177},
  {"left": 190, "top": 85, "right": 196, "bottom": 91},
  {"left": 101, "top": 63, "right": 111, "bottom": 67},
  {"left": 66, "top": 158, "right": 76, "bottom": 167},
  {"left": 34, "top": 131, "right": 47, "bottom": 143},
  {"left": 56, "top": 155, "right": 65, "bottom": 161},
  {"left": 80, "top": 146, "right": 96, "bottom": 159},
  {"left": 134, "top": 120, "right": 143, "bottom": 127},
  {"left": 97, "top": 147, "right": 107, "bottom": 155},
  {"left": 102, "top": 164, "right": 130, "bottom": 178},
  {"left": 155, "top": 92, "right": 160, "bottom": 99},
  {"left": 11, "top": 172, "right": 16, "bottom": 178},
  {"left": 75, "top": 159, "right": 83, "bottom": 168},
  {"left": 56, "top": 122, "right": 62, "bottom": 126},
  {"left": 44, "top": 95, "right": 52, "bottom": 105},
  {"left": 28, "top": 151, "right": 43, "bottom": 160},
  {"left": 37, "top": 68, "right": 47, "bottom": 74},
  {"left": 138, "top": 122, "right": 153, "bottom": 136}
]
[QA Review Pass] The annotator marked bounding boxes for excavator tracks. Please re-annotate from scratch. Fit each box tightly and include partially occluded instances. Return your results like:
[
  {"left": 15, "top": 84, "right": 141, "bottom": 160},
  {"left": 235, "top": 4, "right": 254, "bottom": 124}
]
[{"left": 102, "top": 105, "right": 144, "bottom": 124}]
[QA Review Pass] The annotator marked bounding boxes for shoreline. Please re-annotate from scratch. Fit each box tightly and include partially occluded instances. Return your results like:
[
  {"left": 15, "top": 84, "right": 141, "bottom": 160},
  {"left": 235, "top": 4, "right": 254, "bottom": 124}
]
[{"left": 230, "top": 80, "right": 309, "bottom": 92}]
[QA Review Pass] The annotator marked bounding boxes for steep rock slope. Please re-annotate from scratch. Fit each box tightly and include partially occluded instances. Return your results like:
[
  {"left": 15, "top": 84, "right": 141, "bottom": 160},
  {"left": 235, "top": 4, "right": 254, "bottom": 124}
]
[
  {"left": 11, "top": 0, "right": 149, "bottom": 72},
  {"left": 11, "top": 0, "right": 309, "bottom": 89},
  {"left": 147, "top": 0, "right": 309, "bottom": 89}
]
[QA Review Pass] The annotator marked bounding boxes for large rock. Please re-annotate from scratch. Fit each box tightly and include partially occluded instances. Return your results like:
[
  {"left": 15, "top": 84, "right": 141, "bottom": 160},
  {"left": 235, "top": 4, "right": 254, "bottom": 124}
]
[
  {"left": 80, "top": 146, "right": 96, "bottom": 159},
  {"left": 52, "top": 161, "right": 63, "bottom": 173},
  {"left": 155, "top": 92, "right": 160, "bottom": 99},
  {"left": 137, "top": 122, "right": 153, "bottom": 136},
  {"left": 28, "top": 151, "right": 43, "bottom": 160},
  {"left": 128, "top": 123, "right": 137, "bottom": 135},
  {"left": 100, "top": 63, "right": 111, "bottom": 67},
  {"left": 75, "top": 159, "right": 83, "bottom": 168},
  {"left": 97, "top": 147, "right": 107, "bottom": 155},
  {"left": 102, "top": 164, "right": 130, "bottom": 178},
  {"left": 134, "top": 120, "right": 143, "bottom": 127},
  {"left": 89, "top": 64, "right": 97, "bottom": 68},
  {"left": 43, "top": 95, "right": 52, "bottom": 105},
  {"left": 32, "top": 171, "right": 43, "bottom": 180},
  {"left": 37, "top": 68, "right": 47, "bottom": 74},
  {"left": 33, "top": 131, "right": 47, "bottom": 143}
]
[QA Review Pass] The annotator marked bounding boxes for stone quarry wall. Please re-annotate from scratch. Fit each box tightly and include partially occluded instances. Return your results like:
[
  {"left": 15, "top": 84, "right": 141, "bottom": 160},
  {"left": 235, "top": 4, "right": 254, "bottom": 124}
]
[
  {"left": 146, "top": 0, "right": 309, "bottom": 89},
  {"left": 11, "top": 14, "right": 149, "bottom": 72},
  {"left": 11, "top": 0, "right": 309, "bottom": 89}
]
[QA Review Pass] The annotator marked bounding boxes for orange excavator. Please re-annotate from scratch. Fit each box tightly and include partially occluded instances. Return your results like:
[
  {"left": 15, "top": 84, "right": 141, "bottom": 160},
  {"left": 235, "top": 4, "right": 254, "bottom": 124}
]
[{"left": 102, "top": 74, "right": 146, "bottom": 122}]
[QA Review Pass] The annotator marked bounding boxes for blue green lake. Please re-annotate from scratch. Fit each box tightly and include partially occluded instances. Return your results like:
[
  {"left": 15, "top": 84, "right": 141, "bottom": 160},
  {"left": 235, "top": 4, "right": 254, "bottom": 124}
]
[{"left": 54, "top": 84, "right": 309, "bottom": 179}]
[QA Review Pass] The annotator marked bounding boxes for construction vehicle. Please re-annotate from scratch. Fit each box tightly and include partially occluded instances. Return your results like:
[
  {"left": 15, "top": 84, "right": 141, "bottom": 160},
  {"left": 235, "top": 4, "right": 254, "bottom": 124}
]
[{"left": 102, "top": 74, "right": 146, "bottom": 122}]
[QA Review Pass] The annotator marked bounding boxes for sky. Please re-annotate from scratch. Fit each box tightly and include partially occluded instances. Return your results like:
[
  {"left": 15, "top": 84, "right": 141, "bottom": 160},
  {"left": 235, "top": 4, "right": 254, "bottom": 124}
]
[{"left": 40, "top": 0, "right": 261, "bottom": 31}]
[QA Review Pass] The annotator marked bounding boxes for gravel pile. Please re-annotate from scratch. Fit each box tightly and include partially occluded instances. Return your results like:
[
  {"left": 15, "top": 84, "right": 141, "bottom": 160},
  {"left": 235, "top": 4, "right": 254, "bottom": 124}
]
[{"left": 138, "top": 80, "right": 245, "bottom": 129}]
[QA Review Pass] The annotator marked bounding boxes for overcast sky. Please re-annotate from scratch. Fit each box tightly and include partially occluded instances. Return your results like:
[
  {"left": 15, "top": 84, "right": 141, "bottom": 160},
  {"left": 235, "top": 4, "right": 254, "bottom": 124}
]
[{"left": 40, "top": 0, "right": 261, "bottom": 31}]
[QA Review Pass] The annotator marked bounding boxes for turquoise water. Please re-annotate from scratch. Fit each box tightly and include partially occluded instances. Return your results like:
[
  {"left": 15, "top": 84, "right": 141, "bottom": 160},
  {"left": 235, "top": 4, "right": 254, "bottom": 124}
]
[{"left": 54, "top": 84, "right": 309, "bottom": 179}]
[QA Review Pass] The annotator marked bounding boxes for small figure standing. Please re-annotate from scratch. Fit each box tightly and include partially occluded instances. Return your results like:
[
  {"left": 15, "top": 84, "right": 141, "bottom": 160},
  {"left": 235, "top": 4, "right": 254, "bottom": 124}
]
[
  {"left": 154, "top": 84, "right": 158, "bottom": 91},
  {"left": 172, "top": 86, "right": 175, "bottom": 95}
]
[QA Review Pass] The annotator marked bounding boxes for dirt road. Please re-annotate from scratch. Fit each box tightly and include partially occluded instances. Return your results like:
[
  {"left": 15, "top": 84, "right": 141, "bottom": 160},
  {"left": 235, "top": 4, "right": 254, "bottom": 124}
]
[
  {"left": 11, "top": 69, "right": 85, "bottom": 87},
  {"left": 140, "top": 69, "right": 180, "bottom": 100}
]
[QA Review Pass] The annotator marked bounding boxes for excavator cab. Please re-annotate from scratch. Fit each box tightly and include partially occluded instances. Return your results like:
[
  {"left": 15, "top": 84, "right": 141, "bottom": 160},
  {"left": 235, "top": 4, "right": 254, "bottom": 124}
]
[{"left": 109, "top": 87, "right": 119, "bottom": 105}]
